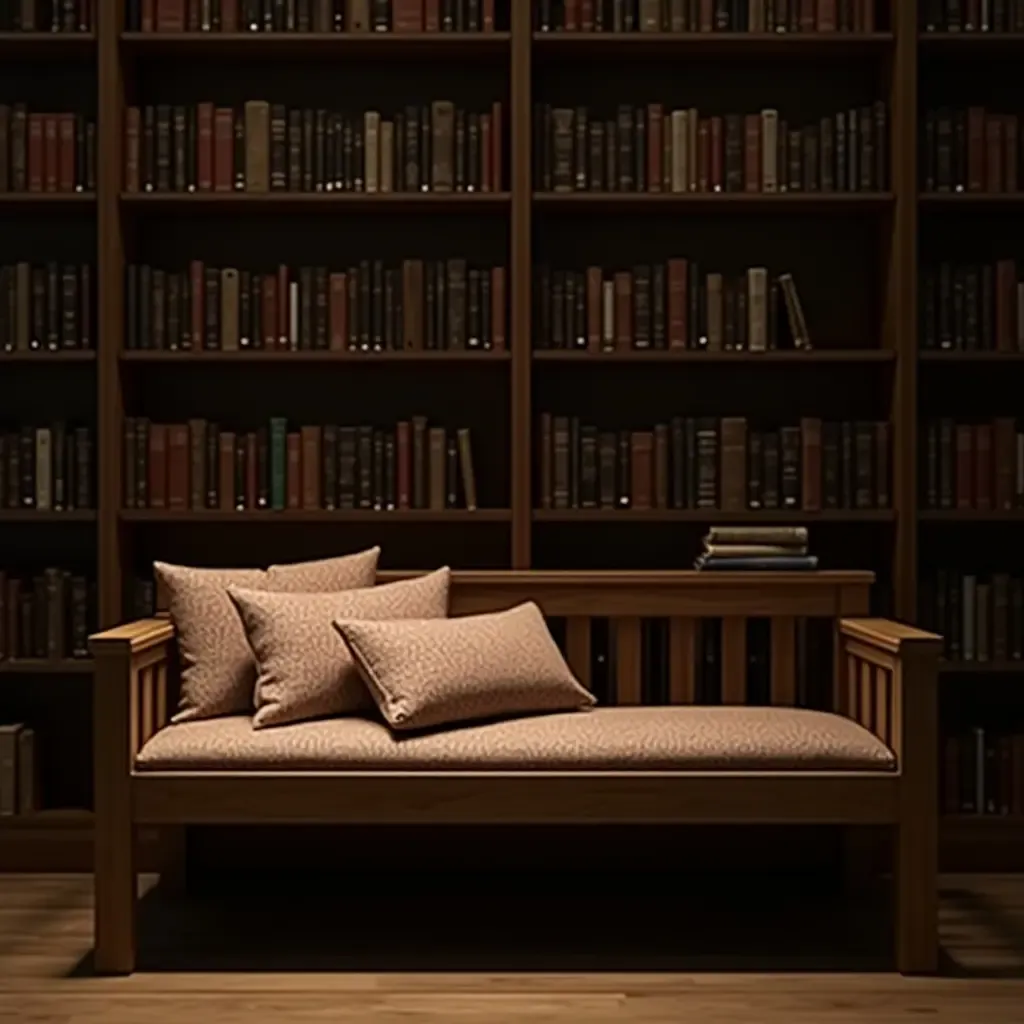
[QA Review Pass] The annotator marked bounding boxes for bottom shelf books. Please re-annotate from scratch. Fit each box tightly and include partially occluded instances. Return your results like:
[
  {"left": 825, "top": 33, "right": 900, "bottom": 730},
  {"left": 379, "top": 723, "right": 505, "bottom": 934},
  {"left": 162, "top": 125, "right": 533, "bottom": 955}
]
[
  {"left": 944, "top": 728, "right": 1024, "bottom": 817},
  {"left": 0, "top": 724, "right": 36, "bottom": 817}
]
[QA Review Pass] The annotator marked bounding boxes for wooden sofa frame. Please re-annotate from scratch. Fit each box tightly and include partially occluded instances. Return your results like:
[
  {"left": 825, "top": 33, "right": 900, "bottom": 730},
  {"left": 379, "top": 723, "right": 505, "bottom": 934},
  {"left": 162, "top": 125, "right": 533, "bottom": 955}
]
[{"left": 90, "top": 569, "right": 941, "bottom": 975}]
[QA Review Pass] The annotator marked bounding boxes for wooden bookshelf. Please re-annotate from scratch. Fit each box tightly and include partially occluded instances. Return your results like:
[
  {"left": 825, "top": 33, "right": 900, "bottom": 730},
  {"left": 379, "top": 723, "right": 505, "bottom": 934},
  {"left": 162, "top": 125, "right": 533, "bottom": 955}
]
[
  {"left": 0, "top": 659, "right": 94, "bottom": 675},
  {"left": 4, "top": 0, "right": 1021, "bottom": 872}
]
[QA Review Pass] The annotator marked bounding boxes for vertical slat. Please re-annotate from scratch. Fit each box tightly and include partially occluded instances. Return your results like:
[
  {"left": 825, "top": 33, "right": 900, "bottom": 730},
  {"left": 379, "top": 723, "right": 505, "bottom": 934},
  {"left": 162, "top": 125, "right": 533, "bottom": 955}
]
[
  {"left": 770, "top": 616, "right": 797, "bottom": 706},
  {"left": 859, "top": 660, "right": 873, "bottom": 731},
  {"left": 875, "top": 664, "right": 890, "bottom": 746},
  {"left": 721, "top": 617, "right": 747, "bottom": 705},
  {"left": 129, "top": 667, "right": 140, "bottom": 757},
  {"left": 155, "top": 661, "right": 167, "bottom": 730},
  {"left": 141, "top": 665, "right": 154, "bottom": 745},
  {"left": 845, "top": 655, "right": 858, "bottom": 719},
  {"left": 565, "top": 616, "right": 591, "bottom": 690},
  {"left": 615, "top": 616, "right": 642, "bottom": 705},
  {"left": 669, "top": 617, "right": 696, "bottom": 704}
]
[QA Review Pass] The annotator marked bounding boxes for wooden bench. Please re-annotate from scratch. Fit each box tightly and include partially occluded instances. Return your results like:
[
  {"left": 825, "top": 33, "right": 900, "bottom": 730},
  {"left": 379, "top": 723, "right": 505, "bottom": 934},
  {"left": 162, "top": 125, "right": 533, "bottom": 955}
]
[{"left": 90, "top": 569, "right": 941, "bottom": 975}]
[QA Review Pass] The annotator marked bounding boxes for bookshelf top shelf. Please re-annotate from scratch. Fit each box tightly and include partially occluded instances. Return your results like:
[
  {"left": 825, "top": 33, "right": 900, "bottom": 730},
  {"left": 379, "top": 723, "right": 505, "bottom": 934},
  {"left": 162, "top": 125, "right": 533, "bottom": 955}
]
[
  {"left": 920, "top": 32, "right": 1024, "bottom": 49},
  {"left": 119, "top": 30, "right": 510, "bottom": 56},
  {"left": 532, "top": 31, "right": 894, "bottom": 55}
]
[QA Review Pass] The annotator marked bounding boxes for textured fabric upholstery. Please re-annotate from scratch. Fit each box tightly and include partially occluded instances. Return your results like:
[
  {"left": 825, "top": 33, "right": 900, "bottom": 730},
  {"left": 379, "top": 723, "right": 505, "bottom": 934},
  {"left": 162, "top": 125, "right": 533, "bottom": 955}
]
[
  {"left": 135, "top": 706, "right": 896, "bottom": 773},
  {"left": 335, "top": 601, "right": 595, "bottom": 731},
  {"left": 230, "top": 568, "right": 451, "bottom": 729},
  {"left": 156, "top": 548, "right": 380, "bottom": 723}
]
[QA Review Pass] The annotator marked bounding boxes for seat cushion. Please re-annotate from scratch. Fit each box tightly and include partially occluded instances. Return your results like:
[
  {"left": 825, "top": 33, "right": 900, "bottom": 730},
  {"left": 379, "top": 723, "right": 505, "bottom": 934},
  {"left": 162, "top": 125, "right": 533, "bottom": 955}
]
[{"left": 135, "top": 706, "right": 896, "bottom": 773}]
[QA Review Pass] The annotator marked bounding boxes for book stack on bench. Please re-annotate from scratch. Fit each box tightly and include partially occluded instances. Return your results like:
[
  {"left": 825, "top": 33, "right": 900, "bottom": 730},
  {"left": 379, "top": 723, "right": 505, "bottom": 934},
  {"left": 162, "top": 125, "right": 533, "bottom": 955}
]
[{"left": 694, "top": 526, "right": 817, "bottom": 571}]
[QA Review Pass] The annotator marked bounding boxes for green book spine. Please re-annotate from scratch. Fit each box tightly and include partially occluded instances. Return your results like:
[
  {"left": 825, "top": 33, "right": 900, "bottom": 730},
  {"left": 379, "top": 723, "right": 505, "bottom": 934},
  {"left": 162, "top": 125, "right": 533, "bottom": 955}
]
[{"left": 270, "top": 417, "right": 287, "bottom": 511}]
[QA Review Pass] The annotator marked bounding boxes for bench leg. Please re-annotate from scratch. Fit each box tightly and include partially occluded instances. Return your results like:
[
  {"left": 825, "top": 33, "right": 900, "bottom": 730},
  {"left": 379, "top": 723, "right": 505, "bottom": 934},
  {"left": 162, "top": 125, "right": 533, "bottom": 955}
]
[
  {"left": 94, "top": 822, "right": 137, "bottom": 975},
  {"left": 895, "top": 820, "right": 938, "bottom": 974}
]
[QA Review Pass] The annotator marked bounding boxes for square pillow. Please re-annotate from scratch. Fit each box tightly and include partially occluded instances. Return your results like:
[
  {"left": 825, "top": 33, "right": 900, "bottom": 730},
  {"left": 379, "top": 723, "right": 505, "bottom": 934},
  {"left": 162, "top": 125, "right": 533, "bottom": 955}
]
[
  {"left": 334, "top": 601, "right": 595, "bottom": 732},
  {"left": 156, "top": 548, "right": 380, "bottom": 723},
  {"left": 229, "top": 567, "right": 451, "bottom": 729}
]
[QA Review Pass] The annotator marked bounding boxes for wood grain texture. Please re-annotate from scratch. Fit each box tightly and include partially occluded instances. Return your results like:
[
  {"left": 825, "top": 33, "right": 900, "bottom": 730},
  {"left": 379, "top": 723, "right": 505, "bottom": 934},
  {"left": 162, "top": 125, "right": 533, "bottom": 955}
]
[{"left": 1, "top": 875, "right": 1024, "bottom": 1021}]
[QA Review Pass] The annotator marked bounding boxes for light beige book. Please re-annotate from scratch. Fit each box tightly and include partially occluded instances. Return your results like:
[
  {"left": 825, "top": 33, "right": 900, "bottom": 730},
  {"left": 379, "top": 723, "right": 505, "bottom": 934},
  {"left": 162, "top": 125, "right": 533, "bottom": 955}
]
[
  {"left": 0, "top": 724, "right": 21, "bottom": 817},
  {"left": 364, "top": 111, "right": 381, "bottom": 193},
  {"left": 703, "top": 544, "right": 809, "bottom": 559},
  {"left": 761, "top": 110, "right": 778, "bottom": 193},
  {"left": 243, "top": 101, "right": 270, "bottom": 192}
]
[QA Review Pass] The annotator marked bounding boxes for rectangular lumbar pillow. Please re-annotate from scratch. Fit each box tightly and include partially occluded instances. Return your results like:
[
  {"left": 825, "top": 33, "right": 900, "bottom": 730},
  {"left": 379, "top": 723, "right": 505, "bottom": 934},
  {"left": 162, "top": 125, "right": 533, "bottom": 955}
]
[
  {"left": 229, "top": 568, "right": 451, "bottom": 729},
  {"left": 334, "top": 601, "right": 595, "bottom": 732},
  {"left": 155, "top": 548, "right": 380, "bottom": 723}
]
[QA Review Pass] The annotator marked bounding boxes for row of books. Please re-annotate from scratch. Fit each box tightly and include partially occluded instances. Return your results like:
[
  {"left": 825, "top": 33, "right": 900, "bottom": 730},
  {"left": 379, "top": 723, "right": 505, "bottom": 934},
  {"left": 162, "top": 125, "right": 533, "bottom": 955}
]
[
  {"left": 0, "top": 264, "right": 93, "bottom": 354},
  {"left": 921, "top": 419, "right": 1024, "bottom": 511},
  {"left": 122, "top": 418, "right": 481, "bottom": 511},
  {"left": 943, "top": 729, "right": 1024, "bottom": 818},
  {"left": 0, "top": 108, "right": 96, "bottom": 195},
  {"left": 922, "top": 108, "right": 1024, "bottom": 195},
  {"left": 125, "top": 0, "right": 500, "bottom": 32},
  {"left": 0, "top": 0, "right": 90, "bottom": 31},
  {"left": 923, "top": 1, "right": 1024, "bottom": 32},
  {"left": 534, "top": 264, "right": 810, "bottom": 352},
  {"left": 920, "top": 570, "right": 1024, "bottom": 664},
  {"left": 0, "top": 725, "right": 36, "bottom": 818},
  {"left": 536, "top": 104, "right": 889, "bottom": 195},
  {"left": 537, "top": 0, "right": 878, "bottom": 32},
  {"left": 0, "top": 426, "right": 95, "bottom": 512},
  {"left": 123, "top": 101, "right": 504, "bottom": 195},
  {"left": 125, "top": 260, "right": 506, "bottom": 353},
  {"left": 921, "top": 261, "right": 1024, "bottom": 353},
  {"left": 0, "top": 569, "right": 93, "bottom": 662},
  {"left": 538, "top": 415, "right": 890, "bottom": 512}
]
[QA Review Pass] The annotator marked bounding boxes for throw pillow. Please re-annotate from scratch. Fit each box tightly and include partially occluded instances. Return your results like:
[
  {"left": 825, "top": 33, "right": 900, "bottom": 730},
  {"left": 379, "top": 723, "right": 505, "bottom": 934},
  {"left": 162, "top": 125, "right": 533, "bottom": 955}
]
[
  {"left": 230, "top": 567, "right": 451, "bottom": 729},
  {"left": 334, "top": 601, "right": 595, "bottom": 732},
  {"left": 156, "top": 548, "right": 380, "bottom": 723}
]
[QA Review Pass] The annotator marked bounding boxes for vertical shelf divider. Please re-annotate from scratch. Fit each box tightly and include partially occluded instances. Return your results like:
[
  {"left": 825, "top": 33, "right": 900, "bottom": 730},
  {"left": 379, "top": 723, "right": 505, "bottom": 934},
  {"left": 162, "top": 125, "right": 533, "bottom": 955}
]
[
  {"left": 97, "top": 0, "right": 126, "bottom": 626},
  {"left": 510, "top": 1, "right": 532, "bottom": 568},
  {"left": 893, "top": 1, "right": 919, "bottom": 620}
]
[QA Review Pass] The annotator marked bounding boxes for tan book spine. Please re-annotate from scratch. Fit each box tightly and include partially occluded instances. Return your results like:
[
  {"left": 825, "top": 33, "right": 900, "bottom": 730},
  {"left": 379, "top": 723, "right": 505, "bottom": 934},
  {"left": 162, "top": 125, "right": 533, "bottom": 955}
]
[
  {"left": 601, "top": 280, "right": 615, "bottom": 351},
  {"left": 779, "top": 273, "right": 811, "bottom": 349},
  {"left": 35, "top": 427, "right": 51, "bottom": 510},
  {"left": 639, "top": 0, "right": 660, "bottom": 30},
  {"left": 687, "top": 107, "right": 699, "bottom": 192},
  {"left": 750, "top": 0, "right": 766, "bottom": 31},
  {"left": 428, "top": 426, "right": 446, "bottom": 510},
  {"left": 706, "top": 272, "right": 723, "bottom": 351},
  {"left": 364, "top": 111, "right": 380, "bottom": 193},
  {"left": 219, "top": 431, "right": 234, "bottom": 512},
  {"left": 670, "top": 110, "right": 687, "bottom": 193},
  {"left": 747, "top": 267, "right": 768, "bottom": 352},
  {"left": 431, "top": 101, "right": 455, "bottom": 192},
  {"left": 379, "top": 120, "right": 394, "bottom": 193},
  {"left": 301, "top": 425, "right": 321, "bottom": 510},
  {"left": 614, "top": 272, "right": 632, "bottom": 350},
  {"left": 761, "top": 109, "right": 778, "bottom": 193},
  {"left": 630, "top": 431, "right": 654, "bottom": 510},
  {"left": 243, "top": 101, "right": 270, "bottom": 193},
  {"left": 220, "top": 268, "right": 239, "bottom": 350},
  {"left": 720, "top": 417, "right": 747, "bottom": 513},
  {"left": 347, "top": 0, "right": 371, "bottom": 31},
  {"left": 456, "top": 428, "right": 478, "bottom": 511}
]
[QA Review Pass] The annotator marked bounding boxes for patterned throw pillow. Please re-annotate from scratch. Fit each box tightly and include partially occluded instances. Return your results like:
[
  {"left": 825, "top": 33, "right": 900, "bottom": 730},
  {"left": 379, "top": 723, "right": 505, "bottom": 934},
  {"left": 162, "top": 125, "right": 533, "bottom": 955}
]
[
  {"left": 229, "top": 568, "right": 451, "bottom": 729},
  {"left": 156, "top": 548, "right": 380, "bottom": 723},
  {"left": 334, "top": 601, "right": 595, "bottom": 732}
]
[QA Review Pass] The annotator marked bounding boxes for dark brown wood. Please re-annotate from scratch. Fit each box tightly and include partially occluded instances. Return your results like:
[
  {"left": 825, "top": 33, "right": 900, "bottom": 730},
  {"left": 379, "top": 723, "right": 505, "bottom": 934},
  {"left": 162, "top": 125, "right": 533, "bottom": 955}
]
[
  {"left": 120, "top": 31, "right": 510, "bottom": 55},
  {"left": 121, "top": 192, "right": 511, "bottom": 210},
  {"left": 0, "top": 659, "right": 94, "bottom": 675},
  {"left": 121, "top": 351, "right": 511, "bottom": 363},
  {"left": 120, "top": 509, "right": 512, "bottom": 523},
  {"left": 533, "top": 509, "right": 896, "bottom": 523}
]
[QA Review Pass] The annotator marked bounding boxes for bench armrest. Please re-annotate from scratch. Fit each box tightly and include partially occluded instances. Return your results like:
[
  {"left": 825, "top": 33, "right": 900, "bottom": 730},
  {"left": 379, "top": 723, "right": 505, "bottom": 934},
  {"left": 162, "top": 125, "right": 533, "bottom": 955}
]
[{"left": 90, "top": 616, "right": 178, "bottom": 763}]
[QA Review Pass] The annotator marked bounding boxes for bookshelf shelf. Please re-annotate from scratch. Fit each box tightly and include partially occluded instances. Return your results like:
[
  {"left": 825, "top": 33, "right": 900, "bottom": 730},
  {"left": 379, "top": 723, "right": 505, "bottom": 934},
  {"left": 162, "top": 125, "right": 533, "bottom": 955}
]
[
  {"left": 0, "top": 32, "right": 95, "bottom": 55},
  {"left": 0, "top": 659, "right": 93, "bottom": 675},
  {"left": 120, "top": 509, "right": 512, "bottom": 524},
  {"left": 120, "top": 192, "right": 511, "bottom": 211},
  {"left": 919, "top": 193, "right": 1024, "bottom": 207},
  {"left": 534, "top": 509, "right": 895, "bottom": 524},
  {"left": 919, "top": 510, "right": 1024, "bottom": 522},
  {"left": 919, "top": 32, "right": 1024, "bottom": 49},
  {"left": 120, "top": 350, "right": 510, "bottom": 363},
  {"left": 119, "top": 31, "right": 511, "bottom": 56},
  {"left": 920, "top": 351, "right": 1024, "bottom": 362},
  {"left": 534, "top": 192, "right": 895, "bottom": 212},
  {"left": 0, "top": 510, "right": 96, "bottom": 523},
  {"left": 534, "top": 350, "right": 895, "bottom": 363},
  {"left": 0, "top": 193, "right": 95, "bottom": 208},
  {"left": 940, "top": 660, "right": 1024, "bottom": 675},
  {"left": 0, "top": 351, "right": 96, "bottom": 362},
  {"left": 532, "top": 31, "right": 894, "bottom": 56}
]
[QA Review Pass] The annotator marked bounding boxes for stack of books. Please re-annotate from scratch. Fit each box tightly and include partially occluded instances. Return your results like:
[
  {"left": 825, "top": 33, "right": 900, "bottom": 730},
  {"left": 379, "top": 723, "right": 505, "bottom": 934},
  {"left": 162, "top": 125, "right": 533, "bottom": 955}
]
[{"left": 695, "top": 526, "right": 818, "bottom": 571}]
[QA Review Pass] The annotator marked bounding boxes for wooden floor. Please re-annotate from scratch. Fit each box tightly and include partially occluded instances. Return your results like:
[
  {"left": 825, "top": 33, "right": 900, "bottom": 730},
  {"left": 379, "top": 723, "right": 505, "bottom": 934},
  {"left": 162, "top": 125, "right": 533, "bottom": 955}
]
[{"left": 1, "top": 873, "right": 1024, "bottom": 1022}]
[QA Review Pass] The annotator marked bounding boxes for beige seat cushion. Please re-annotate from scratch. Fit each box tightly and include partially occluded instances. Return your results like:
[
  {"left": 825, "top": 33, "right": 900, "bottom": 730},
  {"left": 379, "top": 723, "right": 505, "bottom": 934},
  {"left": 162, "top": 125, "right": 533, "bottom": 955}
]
[
  {"left": 135, "top": 706, "right": 896, "bottom": 773},
  {"left": 156, "top": 548, "right": 380, "bottom": 723}
]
